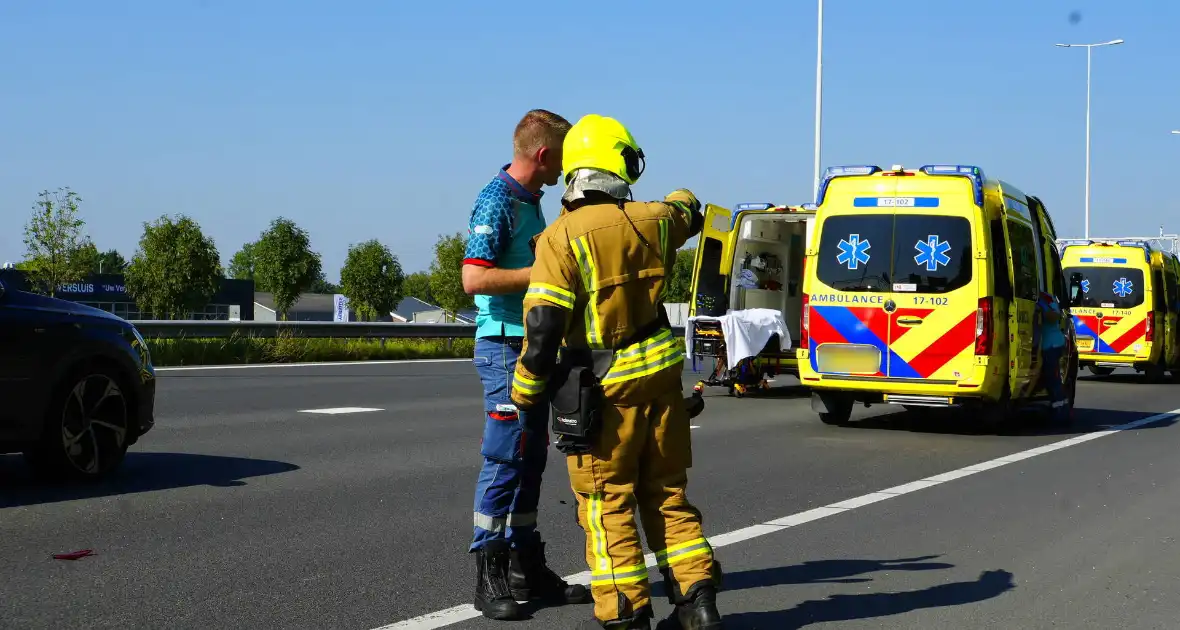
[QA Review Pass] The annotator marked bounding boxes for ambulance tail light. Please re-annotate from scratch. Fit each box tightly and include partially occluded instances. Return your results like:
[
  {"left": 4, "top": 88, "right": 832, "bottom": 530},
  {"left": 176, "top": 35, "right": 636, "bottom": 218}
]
[
  {"left": 974, "top": 297, "right": 993, "bottom": 355},
  {"left": 1146, "top": 312, "right": 1155, "bottom": 342},
  {"left": 801, "top": 293, "right": 811, "bottom": 349}
]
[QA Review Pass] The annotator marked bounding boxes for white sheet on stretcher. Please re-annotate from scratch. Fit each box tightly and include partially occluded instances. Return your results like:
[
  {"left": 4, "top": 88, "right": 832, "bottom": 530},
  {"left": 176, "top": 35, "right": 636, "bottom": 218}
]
[{"left": 686, "top": 308, "right": 792, "bottom": 367}]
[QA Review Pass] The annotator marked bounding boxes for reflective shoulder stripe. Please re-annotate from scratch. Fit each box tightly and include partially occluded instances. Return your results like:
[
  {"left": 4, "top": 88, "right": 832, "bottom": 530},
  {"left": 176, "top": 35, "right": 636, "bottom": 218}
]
[{"left": 527, "top": 283, "right": 575, "bottom": 309}]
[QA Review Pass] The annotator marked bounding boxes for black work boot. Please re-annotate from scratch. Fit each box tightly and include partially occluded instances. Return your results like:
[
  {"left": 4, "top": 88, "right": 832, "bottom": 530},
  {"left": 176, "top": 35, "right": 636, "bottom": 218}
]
[
  {"left": 657, "top": 582, "right": 723, "bottom": 630},
  {"left": 584, "top": 605, "right": 654, "bottom": 629},
  {"left": 509, "top": 537, "right": 592, "bottom": 604},
  {"left": 473, "top": 540, "right": 525, "bottom": 620}
]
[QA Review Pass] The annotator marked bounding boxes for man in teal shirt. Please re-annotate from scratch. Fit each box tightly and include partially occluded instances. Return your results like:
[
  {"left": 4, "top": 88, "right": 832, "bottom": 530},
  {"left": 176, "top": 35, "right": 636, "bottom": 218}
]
[{"left": 461, "top": 109, "right": 589, "bottom": 620}]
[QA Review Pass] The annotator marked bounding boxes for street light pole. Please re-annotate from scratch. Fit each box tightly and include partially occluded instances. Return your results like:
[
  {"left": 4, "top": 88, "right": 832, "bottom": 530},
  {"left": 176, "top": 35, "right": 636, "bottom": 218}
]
[
  {"left": 813, "top": 0, "right": 823, "bottom": 201},
  {"left": 1055, "top": 39, "right": 1124, "bottom": 240}
]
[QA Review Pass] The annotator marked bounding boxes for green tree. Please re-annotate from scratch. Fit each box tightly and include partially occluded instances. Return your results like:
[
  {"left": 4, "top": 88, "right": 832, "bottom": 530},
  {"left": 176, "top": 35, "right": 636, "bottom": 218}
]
[
  {"left": 96, "top": 248, "right": 127, "bottom": 274},
  {"left": 252, "top": 217, "right": 322, "bottom": 318},
  {"left": 664, "top": 249, "right": 696, "bottom": 303},
  {"left": 339, "top": 239, "right": 404, "bottom": 321},
  {"left": 124, "top": 214, "right": 223, "bottom": 319},
  {"left": 428, "top": 232, "right": 474, "bottom": 321},
  {"left": 402, "top": 271, "right": 435, "bottom": 305},
  {"left": 21, "top": 187, "right": 91, "bottom": 294},
  {"left": 309, "top": 272, "right": 340, "bottom": 294},
  {"left": 228, "top": 241, "right": 257, "bottom": 281},
  {"left": 74, "top": 244, "right": 127, "bottom": 274}
]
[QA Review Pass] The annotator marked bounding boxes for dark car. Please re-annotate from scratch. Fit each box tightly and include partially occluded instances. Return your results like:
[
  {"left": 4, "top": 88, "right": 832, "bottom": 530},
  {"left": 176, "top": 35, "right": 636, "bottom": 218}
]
[{"left": 0, "top": 278, "right": 155, "bottom": 480}]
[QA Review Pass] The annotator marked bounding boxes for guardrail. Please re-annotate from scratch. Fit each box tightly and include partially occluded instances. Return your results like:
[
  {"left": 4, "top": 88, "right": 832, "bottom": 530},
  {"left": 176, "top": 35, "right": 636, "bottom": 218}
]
[{"left": 130, "top": 320, "right": 687, "bottom": 340}]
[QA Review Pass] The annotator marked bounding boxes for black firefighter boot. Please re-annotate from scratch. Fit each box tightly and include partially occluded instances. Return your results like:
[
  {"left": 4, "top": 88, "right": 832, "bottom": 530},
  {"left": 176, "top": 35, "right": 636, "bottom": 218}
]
[
  {"left": 657, "top": 581, "right": 723, "bottom": 630},
  {"left": 474, "top": 540, "right": 525, "bottom": 620},
  {"left": 508, "top": 536, "right": 592, "bottom": 605}
]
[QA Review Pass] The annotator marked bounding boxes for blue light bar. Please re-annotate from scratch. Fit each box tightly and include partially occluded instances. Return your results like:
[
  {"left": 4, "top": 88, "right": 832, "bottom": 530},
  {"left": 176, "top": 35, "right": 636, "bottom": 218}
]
[
  {"left": 918, "top": 164, "right": 985, "bottom": 207},
  {"left": 735, "top": 202, "right": 774, "bottom": 211},
  {"left": 800, "top": 202, "right": 818, "bottom": 211},
  {"left": 815, "top": 164, "right": 882, "bottom": 206}
]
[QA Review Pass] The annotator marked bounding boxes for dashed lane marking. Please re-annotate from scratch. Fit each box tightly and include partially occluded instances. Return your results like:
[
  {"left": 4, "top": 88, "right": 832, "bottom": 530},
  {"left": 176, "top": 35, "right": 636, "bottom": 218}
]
[
  {"left": 376, "top": 408, "right": 1180, "bottom": 630},
  {"left": 298, "top": 407, "right": 383, "bottom": 415}
]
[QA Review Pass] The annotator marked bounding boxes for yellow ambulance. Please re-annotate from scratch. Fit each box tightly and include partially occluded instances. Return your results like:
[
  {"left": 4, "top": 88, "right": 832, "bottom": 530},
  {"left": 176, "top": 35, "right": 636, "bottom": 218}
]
[
  {"left": 686, "top": 202, "right": 815, "bottom": 394},
  {"left": 797, "top": 164, "right": 1082, "bottom": 428},
  {"left": 1058, "top": 239, "right": 1180, "bottom": 381}
]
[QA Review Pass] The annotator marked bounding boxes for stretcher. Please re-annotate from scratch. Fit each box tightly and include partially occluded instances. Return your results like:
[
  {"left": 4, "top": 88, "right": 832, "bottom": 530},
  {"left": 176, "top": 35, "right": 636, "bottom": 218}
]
[{"left": 686, "top": 308, "right": 792, "bottom": 397}]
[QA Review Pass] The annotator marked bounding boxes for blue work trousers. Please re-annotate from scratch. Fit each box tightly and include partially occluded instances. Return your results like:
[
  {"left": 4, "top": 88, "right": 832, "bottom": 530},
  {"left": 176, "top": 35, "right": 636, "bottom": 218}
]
[
  {"left": 1041, "top": 344, "right": 1068, "bottom": 420},
  {"left": 470, "top": 336, "right": 549, "bottom": 551}
]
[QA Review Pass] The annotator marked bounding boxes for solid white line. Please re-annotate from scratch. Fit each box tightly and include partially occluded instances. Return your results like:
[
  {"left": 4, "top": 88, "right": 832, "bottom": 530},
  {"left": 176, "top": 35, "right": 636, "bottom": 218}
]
[
  {"left": 377, "top": 408, "right": 1180, "bottom": 630},
  {"left": 298, "top": 407, "right": 383, "bottom": 415},
  {"left": 155, "top": 358, "right": 469, "bottom": 372}
]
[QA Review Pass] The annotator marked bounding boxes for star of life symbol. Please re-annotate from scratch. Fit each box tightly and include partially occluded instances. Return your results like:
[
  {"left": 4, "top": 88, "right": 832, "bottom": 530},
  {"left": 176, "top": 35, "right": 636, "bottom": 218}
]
[
  {"left": 836, "top": 234, "right": 871, "bottom": 270},
  {"left": 1113, "top": 277, "right": 1134, "bottom": 298},
  {"left": 1081, "top": 279, "right": 1091, "bottom": 294},
  {"left": 914, "top": 235, "right": 952, "bottom": 272}
]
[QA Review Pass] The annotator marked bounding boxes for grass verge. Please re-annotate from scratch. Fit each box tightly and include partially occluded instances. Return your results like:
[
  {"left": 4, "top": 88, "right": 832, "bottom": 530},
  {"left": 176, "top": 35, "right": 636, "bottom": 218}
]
[{"left": 145, "top": 332, "right": 474, "bottom": 366}]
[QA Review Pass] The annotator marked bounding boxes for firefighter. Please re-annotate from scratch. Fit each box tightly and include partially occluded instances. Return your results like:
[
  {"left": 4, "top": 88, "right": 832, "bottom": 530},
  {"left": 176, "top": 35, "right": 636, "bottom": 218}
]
[{"left": 510, "top": 114, "right": 723, "bottom": 630}]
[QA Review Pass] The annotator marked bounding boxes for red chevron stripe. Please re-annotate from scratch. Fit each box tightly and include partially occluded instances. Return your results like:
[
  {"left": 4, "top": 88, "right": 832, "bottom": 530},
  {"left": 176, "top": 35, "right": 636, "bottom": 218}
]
[
  {"left": 1109, "top": 319, "right": 1146, "bottom": 353},
  {"left": 808, "top": 307, "right": 849, "bottom": 346},
  {"left": 906, "top": 312, "right": 977, "bottom": 378}
]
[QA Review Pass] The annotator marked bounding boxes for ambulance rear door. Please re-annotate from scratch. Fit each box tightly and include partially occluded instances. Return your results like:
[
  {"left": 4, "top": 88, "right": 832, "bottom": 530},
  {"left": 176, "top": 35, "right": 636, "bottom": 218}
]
[{"left": 689, "top": 204, "right": 734, "bottom": 318}]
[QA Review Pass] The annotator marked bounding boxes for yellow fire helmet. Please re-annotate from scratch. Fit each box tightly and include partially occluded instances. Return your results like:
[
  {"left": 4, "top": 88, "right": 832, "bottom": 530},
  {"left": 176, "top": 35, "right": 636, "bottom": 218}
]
[{"left": 562, "top": 114, "right": 646, "bottom": 185}]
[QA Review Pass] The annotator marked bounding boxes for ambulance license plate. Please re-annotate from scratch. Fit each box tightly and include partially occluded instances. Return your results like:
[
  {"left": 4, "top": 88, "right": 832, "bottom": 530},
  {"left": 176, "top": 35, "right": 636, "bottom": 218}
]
[{"left": 1078, "top": 337, "right": 1094, "bottom": 351}]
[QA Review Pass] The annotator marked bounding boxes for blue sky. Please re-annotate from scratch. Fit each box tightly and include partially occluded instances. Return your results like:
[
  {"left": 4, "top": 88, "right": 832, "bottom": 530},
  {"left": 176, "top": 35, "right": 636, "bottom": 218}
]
[{"left": 2, "top": 1, "right": 1177, "bottom": 280}]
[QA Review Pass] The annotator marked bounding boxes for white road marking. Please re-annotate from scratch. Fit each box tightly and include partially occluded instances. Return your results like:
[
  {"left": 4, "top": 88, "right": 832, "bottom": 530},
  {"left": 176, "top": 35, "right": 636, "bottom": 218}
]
[
  {"left": 298, "top": 407, "right": 383, "bottom": 415},
  {"left": 155, "top": 358, "right": 469, "bottom": 372},
  {"left": 376, "top": 408, "right": 1180, "bottom": 630}
]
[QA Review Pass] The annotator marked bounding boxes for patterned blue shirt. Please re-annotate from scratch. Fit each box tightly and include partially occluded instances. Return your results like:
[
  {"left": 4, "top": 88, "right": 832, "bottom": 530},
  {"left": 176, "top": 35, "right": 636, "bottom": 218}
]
[{"left": 463, "top": 165, "right": 547, "bottom": 338}]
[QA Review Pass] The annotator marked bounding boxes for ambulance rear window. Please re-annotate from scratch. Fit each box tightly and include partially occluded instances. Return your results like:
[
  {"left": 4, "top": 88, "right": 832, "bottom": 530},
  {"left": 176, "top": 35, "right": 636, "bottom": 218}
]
[
  {"left": 1064, "top": 266, "right": 1144, "bottom": 309},
  {"left": 815, "top": 214, "right": 972, "bottom": 293}
]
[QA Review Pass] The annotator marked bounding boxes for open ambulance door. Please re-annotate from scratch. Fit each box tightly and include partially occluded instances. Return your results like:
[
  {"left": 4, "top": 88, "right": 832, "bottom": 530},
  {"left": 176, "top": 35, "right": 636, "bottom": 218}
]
[{"left": 689, "top": 204, "right": 734, "bottom": 318}]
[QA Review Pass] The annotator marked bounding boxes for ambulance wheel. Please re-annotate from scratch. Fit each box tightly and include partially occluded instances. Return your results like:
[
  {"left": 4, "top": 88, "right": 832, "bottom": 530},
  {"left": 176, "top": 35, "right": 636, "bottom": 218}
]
[
  {"left": 1089, "top": 366, "right": 1115, "bottom": 377},
  {"left": 976, "top": 388, "right": 1012, "bottom": 433},
  {"left": 1144, "top": 359, "right": 1168, "bottom": 384},
  {"left": 813, "top": 393, "right": 853, "bottom": 426}
]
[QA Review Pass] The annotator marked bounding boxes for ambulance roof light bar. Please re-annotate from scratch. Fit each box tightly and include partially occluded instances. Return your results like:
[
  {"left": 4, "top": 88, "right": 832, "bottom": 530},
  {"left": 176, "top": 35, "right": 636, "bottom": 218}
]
[
  {"left": 919, "top": 164, "right": 986, "bottom": 207},
  {"left": 815, "top": 165, "right": 882, "bottom": 206}
]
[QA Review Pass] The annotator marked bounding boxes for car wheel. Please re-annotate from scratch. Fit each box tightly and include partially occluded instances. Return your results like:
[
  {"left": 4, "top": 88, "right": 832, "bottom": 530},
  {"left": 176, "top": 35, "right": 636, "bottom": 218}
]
[
  {"left": 1144, "top": 359, "right": 1168, "bottom": 384},
  {"left": 25, "top": 364, "right": 131, "bottom": 481}
]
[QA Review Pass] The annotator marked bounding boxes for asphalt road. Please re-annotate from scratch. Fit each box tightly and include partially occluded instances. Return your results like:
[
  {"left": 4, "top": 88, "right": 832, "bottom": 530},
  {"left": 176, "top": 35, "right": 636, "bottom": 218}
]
[{"left": 3, "top": 359, "right": 1180, "bottom": 629}]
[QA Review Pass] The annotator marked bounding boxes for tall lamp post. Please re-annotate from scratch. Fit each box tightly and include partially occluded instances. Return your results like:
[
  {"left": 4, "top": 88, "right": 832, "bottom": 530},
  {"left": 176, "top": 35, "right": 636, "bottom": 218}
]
[
  {"left": 1055, "top": 39, "right": 1124, "bottom": 239},
  {"left": 812, "top": 0, "right": 823, "bottom": 200}
]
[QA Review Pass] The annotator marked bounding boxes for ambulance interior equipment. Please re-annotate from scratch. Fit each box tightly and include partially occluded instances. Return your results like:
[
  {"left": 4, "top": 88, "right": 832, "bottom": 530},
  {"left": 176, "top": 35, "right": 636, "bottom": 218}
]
[{"left": 689, "top": 203, "right": 813, "bottom": 396}]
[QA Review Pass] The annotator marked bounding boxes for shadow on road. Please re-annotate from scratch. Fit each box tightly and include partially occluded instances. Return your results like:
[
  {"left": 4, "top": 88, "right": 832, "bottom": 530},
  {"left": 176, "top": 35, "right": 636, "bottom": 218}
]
[
  {"left": 652, "top": 556, "right": 954, "bottom": 599},
  {"left": 838, "top": 406, "right": 1175, "bottom": 438},
  {"left": 723, "top": 569, "right": 1015, "bottom": 629},
  {"left": 0, "top": 452, "right": 300, "bottom": 508}
]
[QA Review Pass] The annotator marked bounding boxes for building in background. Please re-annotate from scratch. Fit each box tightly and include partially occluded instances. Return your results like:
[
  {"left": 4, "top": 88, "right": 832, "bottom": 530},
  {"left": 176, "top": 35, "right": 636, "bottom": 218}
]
[{"left": 0, "top": 269, "right": 255, "bottom": 320}]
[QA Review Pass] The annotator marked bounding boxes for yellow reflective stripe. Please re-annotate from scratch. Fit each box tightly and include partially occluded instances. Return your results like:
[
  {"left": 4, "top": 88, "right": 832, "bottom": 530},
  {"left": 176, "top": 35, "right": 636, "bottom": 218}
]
[
  {"left": 512, "top": 371, "right": 546, "bottom": 396},
  {"left": 602, "top": 330, "right": 685, "bottom": 385},
  {"left": 658, "top": 218, "right": 670, "bottom": 301},
  {"left": 590, "top": 562, "right": 649, "bottom": 585},
  {"left": 526, "top": 283, "right": 575, "bottom": 309},
  {"left": 571, "top": 236, "right": 603, "bottom": 348},
  {"left": 586, "top": 493, "right": 610, "bottom": 573},
  {"left": 655, "top": 537, "right": 712, "bottom": 568}
]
